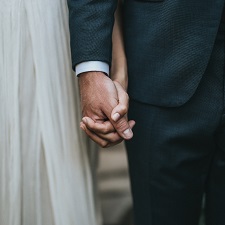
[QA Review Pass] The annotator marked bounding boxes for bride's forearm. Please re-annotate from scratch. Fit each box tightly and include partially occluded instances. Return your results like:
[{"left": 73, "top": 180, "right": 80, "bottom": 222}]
[{"left": 111, "top": 0, "right": 128, "bottom": 90}]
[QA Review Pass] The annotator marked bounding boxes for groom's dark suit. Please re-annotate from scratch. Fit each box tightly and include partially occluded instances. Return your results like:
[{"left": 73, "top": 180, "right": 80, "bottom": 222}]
[{"left": 68, "top": 0, "right": 225, "bottom": 224}]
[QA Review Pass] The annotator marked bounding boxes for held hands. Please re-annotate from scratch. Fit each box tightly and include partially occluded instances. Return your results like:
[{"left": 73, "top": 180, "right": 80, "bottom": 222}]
[{"left": 79, "top": 72, "right": 135, "bottom": 148}]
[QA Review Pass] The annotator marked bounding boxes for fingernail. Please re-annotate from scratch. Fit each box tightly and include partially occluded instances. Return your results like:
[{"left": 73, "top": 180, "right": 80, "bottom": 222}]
[
  {"left": 82, "top": 118, "right": 87, "bottom": 124},
  {"left": 123, "top": 128, "right": 133, "bottom": 139},
  {"left": 80, "top": 124, "right": 85, "bottom": 131},
  {"left": 112, "top": 113, "right": 120, "bottom": 122}
]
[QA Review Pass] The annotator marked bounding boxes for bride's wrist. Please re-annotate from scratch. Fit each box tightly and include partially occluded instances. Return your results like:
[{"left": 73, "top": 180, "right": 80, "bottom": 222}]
[{"left": 111, "top": 71, "right": 128, "bottom": 90}]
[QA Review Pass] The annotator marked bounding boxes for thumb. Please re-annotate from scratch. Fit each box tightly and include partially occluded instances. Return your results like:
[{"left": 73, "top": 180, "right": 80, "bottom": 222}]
[
  {"left": 109, "top": 81, "right": 134, "bottom": 139},
  {"left": 111, "top": 81, "right": 129, "bottom": 122},
  {"left": 110, "top": 116, "right": 134, "bottom": 140}
]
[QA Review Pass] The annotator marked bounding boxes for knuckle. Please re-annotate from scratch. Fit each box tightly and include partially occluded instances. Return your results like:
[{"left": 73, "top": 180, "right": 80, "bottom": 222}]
[
  {"left": 100, "top": 140, "right": 109, "bottom": 148},
  {"left": 101, "top": 126, "right": 109, "bottom": 134},
  {"left": 115, "top": 119, "right": 129, "bottom": 132},
  {"left": 119, "top": 105, "right": 128, "bottom": 114},
  {"left": 106, "top": 122, "right": 114, "bottom": 132},
  {"left": 110, "top": 135, "right": 122, "bottom": 143}
]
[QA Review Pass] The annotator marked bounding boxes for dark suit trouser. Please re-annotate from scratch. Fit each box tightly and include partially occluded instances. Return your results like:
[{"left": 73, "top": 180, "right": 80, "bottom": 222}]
[{"left": 126, "top": 18, "right": 225, "bottom": 225}]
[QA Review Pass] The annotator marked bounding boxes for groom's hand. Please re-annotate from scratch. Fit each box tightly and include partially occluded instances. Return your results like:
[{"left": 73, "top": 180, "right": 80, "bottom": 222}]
[
  {"left": 80, "top": 78, "right": 135, "bottom": 147},
  {"left": 79, "top": 71, "right": 133, "bottom": 147}
]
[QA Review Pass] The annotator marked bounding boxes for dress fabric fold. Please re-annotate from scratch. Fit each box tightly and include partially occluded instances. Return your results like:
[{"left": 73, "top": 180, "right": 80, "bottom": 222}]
[{"left": 0, "top": 0, "right": 100, "bottom": 224}]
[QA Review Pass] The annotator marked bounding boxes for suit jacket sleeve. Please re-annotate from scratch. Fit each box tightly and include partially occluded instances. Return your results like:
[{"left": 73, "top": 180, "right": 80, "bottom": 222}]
[{"left": 68, "top": 0, "right": 117, "bottom": 70}]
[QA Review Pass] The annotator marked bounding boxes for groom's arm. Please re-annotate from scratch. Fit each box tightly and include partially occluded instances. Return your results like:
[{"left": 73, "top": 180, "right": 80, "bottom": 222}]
[
  {"left": 68, "top": 0, "right": 117, "bottom": 70},
  {"left": 68, "top": 0, "right": 133, "bottom": 143}
]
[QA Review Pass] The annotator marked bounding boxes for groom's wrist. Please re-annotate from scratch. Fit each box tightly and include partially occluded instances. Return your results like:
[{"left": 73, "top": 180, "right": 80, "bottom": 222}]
[{"left": 76, "top": 61, "right": 109, "bottom": 77}]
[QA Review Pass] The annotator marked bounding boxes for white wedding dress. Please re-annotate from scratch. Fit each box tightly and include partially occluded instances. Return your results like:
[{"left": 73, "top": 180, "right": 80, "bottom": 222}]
[{"left": 0, "top": 0, "right": 100, "bottom": 225}]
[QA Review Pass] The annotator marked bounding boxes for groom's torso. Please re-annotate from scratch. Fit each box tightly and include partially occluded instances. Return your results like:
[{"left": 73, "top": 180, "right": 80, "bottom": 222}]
[{"left": 123, "top": 0, "right": 225, "bottom": 107}]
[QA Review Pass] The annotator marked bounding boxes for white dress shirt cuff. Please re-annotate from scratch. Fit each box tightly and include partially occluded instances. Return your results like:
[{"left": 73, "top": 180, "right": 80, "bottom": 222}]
[{"left": 76, "top": 61, "right": 109, "bottom": 76}]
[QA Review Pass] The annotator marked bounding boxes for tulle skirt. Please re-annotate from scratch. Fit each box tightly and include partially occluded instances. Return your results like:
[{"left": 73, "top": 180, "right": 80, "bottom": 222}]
[{"left": 0, "top": 0, "right": 100, "bottom": 224}]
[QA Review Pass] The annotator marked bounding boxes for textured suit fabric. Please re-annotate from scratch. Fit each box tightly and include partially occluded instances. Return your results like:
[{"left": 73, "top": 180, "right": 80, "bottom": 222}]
[
  {"left": 67, "top": 0, "right": 117, "bottom": 70},
  {"left": 123, "top": 0, "right": 224, "bottom": 106},
  {"left": 68, "top": 0, "right": 224, "bottom": 106},
  {"left": 67, "top": 1, "right": 225, "bottom": 225},
  {"left": 126, "top": 20, "right": 225, "bottom": 225}
]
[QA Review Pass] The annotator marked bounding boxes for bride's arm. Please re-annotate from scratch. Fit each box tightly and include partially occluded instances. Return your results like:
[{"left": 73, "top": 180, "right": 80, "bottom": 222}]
[
  {"left": 110, "top": 0, "right": 132, "bottom": 125},
  {"left": 111, "top": 0, "right": 128, "bottom": 91}
]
